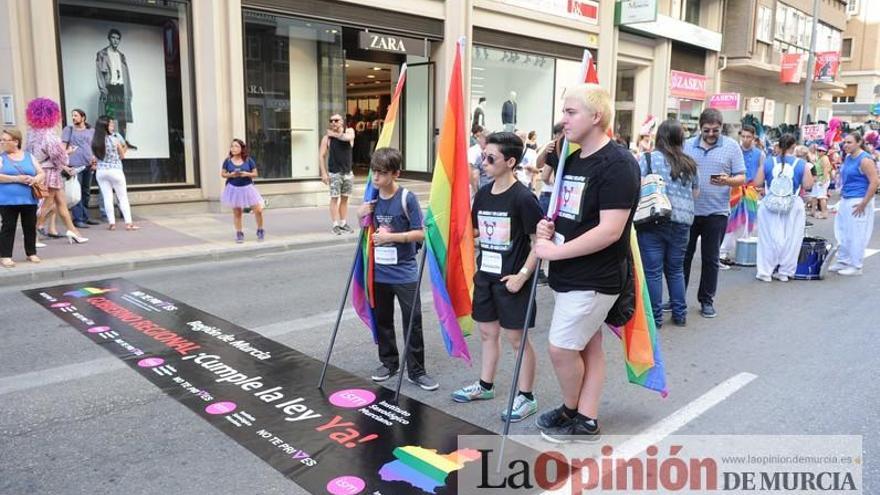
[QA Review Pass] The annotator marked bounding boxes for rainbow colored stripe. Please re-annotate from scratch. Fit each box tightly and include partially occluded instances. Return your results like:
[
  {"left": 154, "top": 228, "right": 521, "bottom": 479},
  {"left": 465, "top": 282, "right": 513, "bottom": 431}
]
[
  {"left": 64, "top": 287, "right": 114, "bottom": 298},
  {"left": 378, "top": 446, "right": 480, "bottom": 493},
  {"left": 726, "top": 185, "right": 759, "bottom": 236},
  {"left": 351, "top": 65, "right": 407, "bottom": 342},
  {"left": 423, "top": 40, "right": 474, "bottom": 363}
]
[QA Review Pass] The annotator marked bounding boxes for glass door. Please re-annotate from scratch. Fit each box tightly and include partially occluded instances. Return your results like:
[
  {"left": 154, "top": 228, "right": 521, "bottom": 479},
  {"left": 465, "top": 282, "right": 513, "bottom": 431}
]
[{"left": 402, "top": 61, "right": 434, "bottom": 173}]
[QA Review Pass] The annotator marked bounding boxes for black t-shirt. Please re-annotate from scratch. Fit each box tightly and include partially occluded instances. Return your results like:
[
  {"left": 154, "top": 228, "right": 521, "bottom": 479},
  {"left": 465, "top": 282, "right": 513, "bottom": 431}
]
[
  {"left": 472, "top": 181, "right": 543, "bottom": 282},
  {"left": 549, "top": 140, "right": 640, "bottom": 294}
]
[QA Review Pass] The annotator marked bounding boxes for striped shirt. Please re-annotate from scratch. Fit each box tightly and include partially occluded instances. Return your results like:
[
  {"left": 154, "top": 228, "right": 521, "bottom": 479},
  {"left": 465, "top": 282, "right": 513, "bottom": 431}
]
[{"left": 684, "top": 135, "right": 745, "bottom": 216}]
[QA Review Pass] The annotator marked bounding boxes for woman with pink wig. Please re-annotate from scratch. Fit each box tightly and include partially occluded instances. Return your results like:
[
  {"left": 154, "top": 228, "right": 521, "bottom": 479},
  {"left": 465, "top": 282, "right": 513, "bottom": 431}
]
[{"left": 26, "top": 98, "right": 88, "bottom": 244}]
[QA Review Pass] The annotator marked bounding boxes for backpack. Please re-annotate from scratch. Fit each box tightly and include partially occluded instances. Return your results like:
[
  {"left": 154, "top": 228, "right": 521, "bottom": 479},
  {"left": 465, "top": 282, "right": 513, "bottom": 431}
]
[{"left": 763, "top": 157, "right": 796, "bottom": 214}]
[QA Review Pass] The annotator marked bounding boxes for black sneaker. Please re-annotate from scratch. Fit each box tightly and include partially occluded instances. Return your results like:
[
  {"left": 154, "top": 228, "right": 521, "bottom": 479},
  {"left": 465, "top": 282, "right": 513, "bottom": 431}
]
[
  {"left": 536, "top": 405, "right": 572, "bottom": 430},
  {"left": 371, "top": 365, "right": 397, "bottom": 382},
  {"left": 672, "top": 317, "right": 687, "bottom": 327},
  {"left": 661, "top": 301, "right": 672, "bottom": 313},
  {"left": 700, "top": 303, "right": 717, "bottom": 319},
  {"left": 406, "top": 373, "right": 439, "bottom": 391},
  {"left": 540, "top": 416, "right": 601, "bottom": 444},
  {"left": 332, "top": 225, "right": 343, "bottom": 235},
  {"left": 340, "top": 224, "right": 354, "bottom": 234}
]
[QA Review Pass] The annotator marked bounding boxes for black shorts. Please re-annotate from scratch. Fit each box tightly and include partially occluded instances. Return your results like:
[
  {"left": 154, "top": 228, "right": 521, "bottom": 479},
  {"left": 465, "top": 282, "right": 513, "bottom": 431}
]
[{"left": 472, "top": 272, "right": 536, "bottom": 330}]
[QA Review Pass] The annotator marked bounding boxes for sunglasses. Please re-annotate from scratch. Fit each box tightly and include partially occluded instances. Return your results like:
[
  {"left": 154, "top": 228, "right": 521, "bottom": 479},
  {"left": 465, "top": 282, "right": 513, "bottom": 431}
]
[
  {"left": 330, "top": 118, "right": 342, "bottom": 123},
  {"left": 481, "top": 153, "right": 501, "bottom": 165},
  {"left": 701, "top": 128, "right": 721, "bottom": 134}
]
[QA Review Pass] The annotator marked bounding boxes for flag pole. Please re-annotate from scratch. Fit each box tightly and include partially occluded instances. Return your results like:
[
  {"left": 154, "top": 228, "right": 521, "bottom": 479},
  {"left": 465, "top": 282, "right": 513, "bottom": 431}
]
[
  {"left": 318, "top": 229, "right": 365, "bottom": 389},
  {"left": 393, "top": 245, "right": 428, "bottom": 403}
]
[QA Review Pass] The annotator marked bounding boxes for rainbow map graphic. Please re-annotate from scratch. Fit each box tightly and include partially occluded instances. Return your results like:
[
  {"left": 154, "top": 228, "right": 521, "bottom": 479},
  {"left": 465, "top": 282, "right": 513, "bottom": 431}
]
[
  {"left": 64, "top": 287, "right": 116, "bottom": 298},
  {"left": 378, "top": 446, "right": 480, "bottom": 493}
]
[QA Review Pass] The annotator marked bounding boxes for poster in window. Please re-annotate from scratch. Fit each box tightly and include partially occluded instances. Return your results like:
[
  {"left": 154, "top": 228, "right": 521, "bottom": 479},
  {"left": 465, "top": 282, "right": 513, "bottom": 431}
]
[{"left": 59, "top": 18, "right": 170, "bottom": 159}]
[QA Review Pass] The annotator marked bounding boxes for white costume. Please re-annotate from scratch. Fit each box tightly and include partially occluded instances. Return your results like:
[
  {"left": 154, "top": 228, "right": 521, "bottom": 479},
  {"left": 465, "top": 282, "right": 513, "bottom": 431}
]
[
  {"left": 756, "top": 157, "right": 806, "bottom": 278},
  {"left": 834, "top": 196, "right": 875, "bottom": 269}
]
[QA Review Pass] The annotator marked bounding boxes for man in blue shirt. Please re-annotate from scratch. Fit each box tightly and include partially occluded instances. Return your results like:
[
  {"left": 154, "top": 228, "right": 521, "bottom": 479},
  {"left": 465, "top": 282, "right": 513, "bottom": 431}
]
[{"left": 683, "top": 109, "right": 746, "bottom": 318}]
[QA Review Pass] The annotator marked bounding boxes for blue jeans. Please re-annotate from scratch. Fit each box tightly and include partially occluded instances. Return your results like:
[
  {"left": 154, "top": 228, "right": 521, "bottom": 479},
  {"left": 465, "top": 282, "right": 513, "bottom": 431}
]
[
  {"left": 71, "top": 168, "right": 93, "bottom": 224},
  {"left": 637, "top": 222, "right": 691, "bottom": 325}
]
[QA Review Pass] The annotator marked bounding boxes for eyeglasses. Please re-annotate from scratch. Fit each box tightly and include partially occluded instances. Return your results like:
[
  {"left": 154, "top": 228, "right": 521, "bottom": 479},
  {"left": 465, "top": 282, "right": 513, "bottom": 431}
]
[
  {"left": 330, "top": 118, "right": 342, "bottom": 123},
  {"left": 701, "top": 127, "right": 721, "bottom": 135},
  {"left": 481, "top": 153, "right": 500, "bottom": 165}
]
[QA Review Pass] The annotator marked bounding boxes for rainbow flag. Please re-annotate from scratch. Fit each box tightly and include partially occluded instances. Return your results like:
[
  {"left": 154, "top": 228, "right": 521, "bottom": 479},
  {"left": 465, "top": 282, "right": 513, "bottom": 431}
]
[
  {"left": 423, "top": 39, "right": 474, "bottom": 363},
  {"left": 351, "top": 65, "right": 407, "bottom": 343},
  {"left": 726, "top": 185, "right": 759, "bottom": 236}
]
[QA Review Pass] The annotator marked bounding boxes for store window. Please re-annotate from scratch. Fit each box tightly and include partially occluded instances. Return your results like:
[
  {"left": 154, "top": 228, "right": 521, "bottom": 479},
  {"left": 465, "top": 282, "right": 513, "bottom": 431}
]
[
  {"left": 756, "top": 6, "right": 773, "bottom": 43},
  {"left": 841, "top": 38, "right": 853, "bottom": 58},
  {"left": 471, "top": 46, "right": 555, "bottom": 142},
  {"left": 684, "top": 0, "right": 701, "bottom": 25},
  {"left": 57, "top": 0, "right": 198, "bottom": 186},
  {"left": 244, "top": 11, "right": 344, "bottom": 180}
]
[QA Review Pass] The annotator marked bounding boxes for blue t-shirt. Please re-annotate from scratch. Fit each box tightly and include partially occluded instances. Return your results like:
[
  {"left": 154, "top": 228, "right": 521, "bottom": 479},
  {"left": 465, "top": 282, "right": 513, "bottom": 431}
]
[
  {"left": 61, "top": 126, "right": 95, "bottom": 169},
  {"left": 0, "top": 153, "right": 39, "bottom": 206},
  {"left": 763, "top": 155, "right": 806, "bottom": 193},
  {"left": 223, "top": 157, "right": 256, "bottom": 187},
  {"left": 684, "top": 135, "right": 746, "bottom": 216},
  {"left": 741, "top": 146, "right": 764, "bottom": 184},
  {"left": 373, "top": 187, "right": 424, "bottom": 284},
  {"left": 639, "top": 150, "right": 699, "bottom": 225},
  {"left": 841, "top": 151, "right": 872, "bottom": 199}
]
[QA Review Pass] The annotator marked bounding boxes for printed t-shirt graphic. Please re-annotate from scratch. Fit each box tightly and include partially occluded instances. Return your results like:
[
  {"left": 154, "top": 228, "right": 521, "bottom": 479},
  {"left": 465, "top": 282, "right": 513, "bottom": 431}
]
[
  {"left": 558, "top": 174, "right": 588, "bottom": 221},
  {"left": 472, "top": 181, "right": 543, "bottom": 278}
]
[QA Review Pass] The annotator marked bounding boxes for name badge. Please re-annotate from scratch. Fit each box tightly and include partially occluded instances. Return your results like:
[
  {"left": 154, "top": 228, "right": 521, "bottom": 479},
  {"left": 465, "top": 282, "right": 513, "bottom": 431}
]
[
  {"left": 480, "top": 251, "right": 503, "bottom": 275},
  {"left": 553, "top": 232, "right": 566, "bottom": 246},
  {"left": 374, "top": 246, "right": 398, "bottom": 265}
]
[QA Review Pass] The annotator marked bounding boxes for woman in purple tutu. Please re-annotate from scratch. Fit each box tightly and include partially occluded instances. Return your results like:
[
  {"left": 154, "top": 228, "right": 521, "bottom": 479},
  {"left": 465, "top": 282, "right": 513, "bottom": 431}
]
[{"left": 221, "top": 139, "right": 264, "bottom": 243}]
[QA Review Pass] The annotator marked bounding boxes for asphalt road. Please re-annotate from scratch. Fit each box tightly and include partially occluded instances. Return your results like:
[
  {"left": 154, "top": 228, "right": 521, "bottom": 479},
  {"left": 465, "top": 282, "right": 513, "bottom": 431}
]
[{"left": 1, "top": 213, "right": 877, "bottom": 494}]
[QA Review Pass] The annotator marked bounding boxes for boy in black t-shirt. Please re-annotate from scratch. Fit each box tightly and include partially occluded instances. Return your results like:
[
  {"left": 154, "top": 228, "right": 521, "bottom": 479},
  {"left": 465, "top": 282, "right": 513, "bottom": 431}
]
[
  {"left": 534, "top": 84, "right": 640, "bottom": 442},
  {"left": 451, "top": 132, "right": 543, "bottom": 423}
]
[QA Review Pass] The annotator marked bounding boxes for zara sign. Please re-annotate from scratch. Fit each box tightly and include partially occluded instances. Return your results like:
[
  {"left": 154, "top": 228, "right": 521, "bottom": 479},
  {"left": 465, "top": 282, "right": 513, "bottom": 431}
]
[{"left": 358, "top": 31, "right": 427, "bottom": 58}]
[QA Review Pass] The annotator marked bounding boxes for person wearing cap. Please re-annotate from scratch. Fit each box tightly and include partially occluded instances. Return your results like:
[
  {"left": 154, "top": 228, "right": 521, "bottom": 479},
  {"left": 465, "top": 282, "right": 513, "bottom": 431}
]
[{"left": 809, "top": 144, "right": 833, "bottom": 219}]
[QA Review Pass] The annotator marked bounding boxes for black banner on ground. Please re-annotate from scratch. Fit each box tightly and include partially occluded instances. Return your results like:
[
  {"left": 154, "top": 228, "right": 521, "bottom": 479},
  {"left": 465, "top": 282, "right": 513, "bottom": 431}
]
[{"left": 25, "top": 278, "right": 502, "bottom": 495}]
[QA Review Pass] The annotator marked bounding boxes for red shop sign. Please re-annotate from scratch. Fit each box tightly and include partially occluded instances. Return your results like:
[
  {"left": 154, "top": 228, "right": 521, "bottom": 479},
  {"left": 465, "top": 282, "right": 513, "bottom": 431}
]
[{"left": 669, "top": 70, "right": 707, "bottom": 100}]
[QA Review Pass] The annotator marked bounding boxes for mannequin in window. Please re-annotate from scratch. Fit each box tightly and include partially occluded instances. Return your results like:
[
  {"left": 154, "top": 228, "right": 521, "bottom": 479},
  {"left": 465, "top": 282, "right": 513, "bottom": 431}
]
[
  {"left": 502, "top": 91, "right": 517, "bottom": 132},
  {"left": 472, "top": 97, "right": 486, "bottom": 130}
]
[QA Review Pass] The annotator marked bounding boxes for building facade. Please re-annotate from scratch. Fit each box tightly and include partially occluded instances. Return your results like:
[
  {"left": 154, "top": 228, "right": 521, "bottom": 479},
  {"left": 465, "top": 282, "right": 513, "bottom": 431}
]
[{"left": 833, "top": 0, "right": 880, "bottom": 123}]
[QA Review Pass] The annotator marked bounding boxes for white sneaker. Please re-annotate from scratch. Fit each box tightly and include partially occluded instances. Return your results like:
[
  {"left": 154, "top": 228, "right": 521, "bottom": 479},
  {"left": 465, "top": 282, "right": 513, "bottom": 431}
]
[
  {"left": 772, "top": 273, "right": 790, "bottom": 282},
  {"left": 828, "top": 262, "right": 848, "bottom": 272},
  {"left": 756, "top": 274, "right": 772, "bottom": 282},
  {"left": 718, "top": 263, "right": 731, "bottom": 271},
  {"left": 35, "top": 241, "right": 47, "bottom": 248},
  {"left": 838, "top": 267, "right": 863, "bottom": 276}
]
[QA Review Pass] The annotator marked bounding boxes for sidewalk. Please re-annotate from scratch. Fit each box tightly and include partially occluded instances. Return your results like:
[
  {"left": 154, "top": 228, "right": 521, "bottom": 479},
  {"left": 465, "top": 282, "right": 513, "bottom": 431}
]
[{"left": 1, "top": 186, "right": 429, "bottom": 286}]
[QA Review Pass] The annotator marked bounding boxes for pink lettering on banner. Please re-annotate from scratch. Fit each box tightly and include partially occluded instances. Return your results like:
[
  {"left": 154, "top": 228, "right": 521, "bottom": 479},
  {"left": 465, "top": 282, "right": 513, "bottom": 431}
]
[
  {"left": 137, "top": 357, "right": 165, "bottom": 368},
  {"left": 329, "top": 389, "right": 377, "bottom": 409},
  {"left": 326, "top": 476, "right": 366, "bottom": 495},
  {"left": 205, "top": 401, "right": 237, "bottom": 415},
  {"left": 669, "top": 70, "right": 707, "bottom": 100},
  {"left": 51, "top": 302, "right": 71, "bottom": 308},
  {"left": 709, "top": 93, "right": 741, "bottom": 111},
  {"left": 87, "top": 326, "right": 111, "bottom": 334}
]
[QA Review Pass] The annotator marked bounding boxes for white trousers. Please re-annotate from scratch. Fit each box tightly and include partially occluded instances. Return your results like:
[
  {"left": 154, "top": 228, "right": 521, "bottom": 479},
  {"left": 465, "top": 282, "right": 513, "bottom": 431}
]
[
  {"left": 96, "top": 168, "right": 132, "bottom": 225},
  {"left": 757, "top": 197, "right": 805, "bottom": 278},
  {"left": 834, "top": 197, "right": 875, "bottom": 269}
]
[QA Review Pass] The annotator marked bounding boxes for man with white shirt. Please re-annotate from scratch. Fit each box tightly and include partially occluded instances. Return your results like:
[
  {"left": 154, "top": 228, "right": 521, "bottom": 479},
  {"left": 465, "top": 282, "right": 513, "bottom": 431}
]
[{"left": 96, "top": 28, "right": 135, "bottom": 149}]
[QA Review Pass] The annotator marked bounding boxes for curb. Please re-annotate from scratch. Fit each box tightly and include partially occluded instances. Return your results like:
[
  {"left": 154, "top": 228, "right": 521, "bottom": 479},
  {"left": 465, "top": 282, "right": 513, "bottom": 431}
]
[{"left": 1, "top": 236, "right": 359, "bottom": 287}]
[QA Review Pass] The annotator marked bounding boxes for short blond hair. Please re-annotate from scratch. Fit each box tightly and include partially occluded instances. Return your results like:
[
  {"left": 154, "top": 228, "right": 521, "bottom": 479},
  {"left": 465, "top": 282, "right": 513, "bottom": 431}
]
[
  {"left": 1, "top": 128, "right": 23, "bottom": 149},
  {"left": 563, "top": 83, "right": 612, "bottom": 131}
]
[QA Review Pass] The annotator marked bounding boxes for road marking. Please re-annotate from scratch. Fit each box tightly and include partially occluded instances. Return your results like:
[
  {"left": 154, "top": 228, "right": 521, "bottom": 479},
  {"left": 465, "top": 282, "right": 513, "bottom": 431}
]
[
  {"left": 865, "top": 248, "right": 879, "bottom": 259},
  {"left": 0, "top": 293, "right": 433, "bottom": 396},
  {"left": 613, "top": 372, "right": 759, "bottom": 459}
]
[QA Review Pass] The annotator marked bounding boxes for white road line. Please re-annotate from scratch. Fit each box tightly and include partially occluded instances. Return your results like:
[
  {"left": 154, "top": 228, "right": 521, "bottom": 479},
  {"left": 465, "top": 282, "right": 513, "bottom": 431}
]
[
  {"left": 0, "top": 293, "right": 433, "bottom": 396},
  {"left": 613, "top": 372, "right": 758, "bottom": 459},
  {"left": 865, "top": 248, "right": 879, "bottom": 259}
]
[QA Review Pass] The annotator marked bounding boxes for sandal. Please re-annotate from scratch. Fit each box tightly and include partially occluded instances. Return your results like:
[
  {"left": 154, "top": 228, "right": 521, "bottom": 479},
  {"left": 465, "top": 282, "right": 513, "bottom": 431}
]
[
  {"left": 108, "top": 224, "right": 117, "bottom": 231},
  {"left": 125, "top": 224, "right": 141, "bottom": 231},
  {"left": 26, "top": 255, "right": 41, "bottom": 263},
  {"left": 1, "top": 258, "right": 15, "bottom": 268}
]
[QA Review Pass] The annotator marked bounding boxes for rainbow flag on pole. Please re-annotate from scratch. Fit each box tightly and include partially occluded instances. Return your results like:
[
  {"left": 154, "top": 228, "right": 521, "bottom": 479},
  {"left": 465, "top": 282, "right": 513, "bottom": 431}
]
[
  {"left": 423, "top": 39, "right": 474, "bottom": 363},
  {"left": 351, "top": 65, "right": 407, "bottom": 343},
  {"left": 548, "top": 50, "right": 667, "bottom": 395}
]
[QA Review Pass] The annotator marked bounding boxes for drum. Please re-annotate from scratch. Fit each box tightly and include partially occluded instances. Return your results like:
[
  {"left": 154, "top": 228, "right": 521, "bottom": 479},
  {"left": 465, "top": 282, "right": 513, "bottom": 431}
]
[
  {"left": 794, "top": 237, "right": 830, "bottom": 280},
  {"left": 735, "top": 237, "right": 758, "bottom": 266}
]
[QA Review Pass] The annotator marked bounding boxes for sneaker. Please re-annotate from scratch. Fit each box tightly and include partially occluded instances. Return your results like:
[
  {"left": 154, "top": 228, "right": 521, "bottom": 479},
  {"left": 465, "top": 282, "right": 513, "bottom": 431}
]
[
  {"left": 672, "top": 317, "right": 687, "bottom": 327},
  {"left": 772, "top": 273, "right": 789, "bottom": 282},
  {"left": 371, "top": 365, "right": 397, "bottom": 382},
  {"left": 235, "top": 231, "right": 244, "bottom": 243},
  {"left": 407, "top": 373, "right": 439, "bottom": 391},
  {"left": 661, "top": 301, "right": 672, "bottom": 313},
  {"left": 700, "top": 303, "right": 717, "bottom": 319},
  {"left": 536, "top": 405, "right": 572, "bottom": 430},
  {"left": 256, "top": 228, "right": 265, "bottom": 242},
  {"left": 332, "top": 225, "right": 343, "bottom": 235},
  {"left": 85, "top": 219, "right": 101, "bottom": 225},
  {"left": 35, "top": 241, "right": 47, "bottom": 248},
  {"left": 719, "top": 257, "right": 735, "bottom": 266},
  {"left": 718, "top": 262, "right": 731, "bottom": 271},
  {"left": 340, "top": 223, "right": 354, "bottom": 234},
  {"left": 540, "top": 416, "right": 601, "bottom": 444},
  {"left": 501, "top": 394, "right": 538, "bottom": 423},
  {"left": 838, "top": 267, "right": 863, "bottom": 276},
  {"left": 828, "top": 261, "right": 848, "bottom": 272},
  {"left": 756, "top": 273, "right": 772, "bottom": 282},
  {"left": 451, "top": 381, "right": 495, "bottom": 403}
]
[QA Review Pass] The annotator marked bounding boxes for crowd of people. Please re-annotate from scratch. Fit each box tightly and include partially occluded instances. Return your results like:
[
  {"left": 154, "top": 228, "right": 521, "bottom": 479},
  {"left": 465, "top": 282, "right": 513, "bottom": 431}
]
[{"left": 0, "top": 98, "right": 142, "bottom": 268}]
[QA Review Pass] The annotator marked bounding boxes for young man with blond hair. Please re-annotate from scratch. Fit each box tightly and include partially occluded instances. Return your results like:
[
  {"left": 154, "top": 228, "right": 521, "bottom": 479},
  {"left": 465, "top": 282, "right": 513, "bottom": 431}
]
[{"left": 534, "top": 84, "right": 641, "bottom": 442}]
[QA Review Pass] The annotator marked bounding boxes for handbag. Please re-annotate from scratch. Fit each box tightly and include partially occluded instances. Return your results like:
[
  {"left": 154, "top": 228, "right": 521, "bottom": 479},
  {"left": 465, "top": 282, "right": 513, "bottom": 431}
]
[
  {"left": 633, "top": 151, "right": 673, "bottom": 225},
  {"left": 12, "top": 163, "right": 46, "bottom": 200}
]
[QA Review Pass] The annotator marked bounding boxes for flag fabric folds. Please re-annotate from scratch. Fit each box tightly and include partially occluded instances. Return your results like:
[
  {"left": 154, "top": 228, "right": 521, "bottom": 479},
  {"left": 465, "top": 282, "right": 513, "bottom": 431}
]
[
  {"left": 351, "top": 65, "right": 407, "bottom": 343},
  {"left": 423, "top": 39, "right": 474, "bottom": 364}
]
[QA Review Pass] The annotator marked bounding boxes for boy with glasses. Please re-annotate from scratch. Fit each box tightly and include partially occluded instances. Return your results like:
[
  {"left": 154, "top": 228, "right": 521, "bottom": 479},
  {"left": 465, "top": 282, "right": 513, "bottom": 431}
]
[{"left": 320, "top": 114, "right": 355, "bottom": 234}]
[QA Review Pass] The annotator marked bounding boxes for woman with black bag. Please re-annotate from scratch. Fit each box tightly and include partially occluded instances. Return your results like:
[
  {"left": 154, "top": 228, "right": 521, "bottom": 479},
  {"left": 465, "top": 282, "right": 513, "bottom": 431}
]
[{"left": 636, "top": 120, "right": 700, "bottom": 328}]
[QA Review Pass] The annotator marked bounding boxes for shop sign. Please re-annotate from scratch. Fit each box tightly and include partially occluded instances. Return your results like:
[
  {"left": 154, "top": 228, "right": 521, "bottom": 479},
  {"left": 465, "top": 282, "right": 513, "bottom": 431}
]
[
  {"left": 780, "top": 53, "right": 804, "bottom": 84},
  {"left": 763, "top": 99, "right": 776, "bottom": 125},
  {"left": 814, "top": 51, "right": 841, "bottom": 83},
  {"left": 746, "top": 96, "right": 766, "bottom": 113},
  {"left": 497, "top": 0, "right": 599, "bottom": 25},
  {"left": 708, "top": 93, "right": 741, "bottom": 111},
  {"left": 616, "top": 0, "right": 658, "bottom": 25},
  {"left": 801, "top": 124, "right": 826, "bottom": 141},
  {"left": 669, "top": 70, "right": 707, "bottom": 100},
  {"left": 358, "top": 31, "right": 428, "bottom": 58}
]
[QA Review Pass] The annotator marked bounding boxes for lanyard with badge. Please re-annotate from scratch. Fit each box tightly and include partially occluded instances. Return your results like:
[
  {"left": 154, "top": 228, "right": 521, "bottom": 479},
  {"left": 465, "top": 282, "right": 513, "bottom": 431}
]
[{"left": 373, "top": 196, "right": 399, "bottom": 265}]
